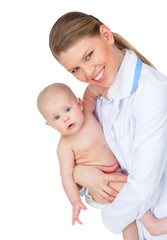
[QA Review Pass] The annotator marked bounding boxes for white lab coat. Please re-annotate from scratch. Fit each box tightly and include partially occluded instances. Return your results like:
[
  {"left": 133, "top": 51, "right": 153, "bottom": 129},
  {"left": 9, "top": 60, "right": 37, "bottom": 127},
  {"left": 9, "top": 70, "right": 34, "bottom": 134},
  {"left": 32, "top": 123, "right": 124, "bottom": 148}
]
[{"left": 95, "top": 50, "right": 167, "bottom": 239}]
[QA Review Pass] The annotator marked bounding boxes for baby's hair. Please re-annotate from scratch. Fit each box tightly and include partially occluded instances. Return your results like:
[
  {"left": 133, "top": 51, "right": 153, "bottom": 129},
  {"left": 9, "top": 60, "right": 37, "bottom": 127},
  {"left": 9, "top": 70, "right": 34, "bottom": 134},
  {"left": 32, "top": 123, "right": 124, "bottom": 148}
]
[
  {"left": 49, "top": 11, "right": 155, "bottom": 68},
  {"left": 37, "top": 83, "right": 77, "bottom": 119}
]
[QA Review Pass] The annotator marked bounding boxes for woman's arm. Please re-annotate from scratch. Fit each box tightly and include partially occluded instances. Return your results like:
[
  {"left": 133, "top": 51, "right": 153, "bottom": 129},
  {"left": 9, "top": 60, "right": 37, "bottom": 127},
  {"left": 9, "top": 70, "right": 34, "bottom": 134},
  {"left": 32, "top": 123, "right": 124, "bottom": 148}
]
[
  {"left": 101, "top": 82, "right": 167, "bottom": 233},
  {"left": 83, "top": 84, "right": 109, "bottom": 112}
]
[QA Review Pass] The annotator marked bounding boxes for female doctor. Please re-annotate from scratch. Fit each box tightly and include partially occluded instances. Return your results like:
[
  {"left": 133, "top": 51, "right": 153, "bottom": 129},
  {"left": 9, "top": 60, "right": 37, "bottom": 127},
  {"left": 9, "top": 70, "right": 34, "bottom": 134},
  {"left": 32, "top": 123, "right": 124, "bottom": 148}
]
[{"left": 49, "top": 12, "right": 167, "bottom": 239}]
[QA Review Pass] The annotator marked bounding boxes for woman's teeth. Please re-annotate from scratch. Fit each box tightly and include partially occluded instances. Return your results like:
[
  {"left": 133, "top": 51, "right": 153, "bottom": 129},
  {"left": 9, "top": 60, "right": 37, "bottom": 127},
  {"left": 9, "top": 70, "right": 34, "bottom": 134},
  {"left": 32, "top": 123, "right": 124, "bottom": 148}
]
[{"left": 94, "top": 68, "right": 105, "bottom": 81}]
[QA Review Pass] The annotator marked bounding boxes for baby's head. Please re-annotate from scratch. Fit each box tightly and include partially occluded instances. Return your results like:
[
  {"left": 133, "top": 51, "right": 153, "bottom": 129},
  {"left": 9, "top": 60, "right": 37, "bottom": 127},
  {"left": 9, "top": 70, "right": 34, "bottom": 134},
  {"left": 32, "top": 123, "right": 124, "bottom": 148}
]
[{"left": 37, "top": 83, "right": 84, "bottom": 135}]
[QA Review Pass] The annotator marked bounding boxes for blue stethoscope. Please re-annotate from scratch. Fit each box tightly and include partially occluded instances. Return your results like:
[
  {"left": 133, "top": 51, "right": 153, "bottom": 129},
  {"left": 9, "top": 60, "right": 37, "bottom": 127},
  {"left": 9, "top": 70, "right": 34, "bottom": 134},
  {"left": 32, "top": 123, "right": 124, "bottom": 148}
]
[
  {"left": 98, "top": 56, "right": 142, "bottom": 99},
  {"left": 130, "top": 57, "right": 142, "bottom": 95}
]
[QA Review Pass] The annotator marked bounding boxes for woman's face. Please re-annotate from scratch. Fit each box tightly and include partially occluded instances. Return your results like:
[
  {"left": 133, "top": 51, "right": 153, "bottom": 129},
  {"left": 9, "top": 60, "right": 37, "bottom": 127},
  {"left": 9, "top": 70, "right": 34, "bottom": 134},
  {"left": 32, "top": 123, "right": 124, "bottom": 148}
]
[{"left": 59, "top": 25, "right": 124, "bottom": 88}]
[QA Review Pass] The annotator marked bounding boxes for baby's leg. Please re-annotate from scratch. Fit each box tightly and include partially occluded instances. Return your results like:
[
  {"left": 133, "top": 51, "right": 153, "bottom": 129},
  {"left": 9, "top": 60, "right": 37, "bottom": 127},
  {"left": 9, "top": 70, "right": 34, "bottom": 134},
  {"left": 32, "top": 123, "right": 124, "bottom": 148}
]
[
  {"left": 140, "top": 210, "right": 167, "bottom": 236},
  {"left": 122, "top": 221, "right": 139, "bottom": 240}
]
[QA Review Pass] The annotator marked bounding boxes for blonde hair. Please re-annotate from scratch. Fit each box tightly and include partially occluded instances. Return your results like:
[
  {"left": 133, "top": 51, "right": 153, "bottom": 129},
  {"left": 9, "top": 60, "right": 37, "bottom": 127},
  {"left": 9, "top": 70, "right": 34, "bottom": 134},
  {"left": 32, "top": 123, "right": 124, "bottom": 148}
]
[{"left": 49, "top": 11, "right": 155, "bottom": 68}]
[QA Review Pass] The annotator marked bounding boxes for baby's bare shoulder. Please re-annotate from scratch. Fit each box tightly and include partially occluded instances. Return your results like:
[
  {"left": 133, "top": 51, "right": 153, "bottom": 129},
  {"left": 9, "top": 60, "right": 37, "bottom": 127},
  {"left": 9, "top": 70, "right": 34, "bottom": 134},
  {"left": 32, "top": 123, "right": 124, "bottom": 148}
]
[
  {"left": 57, "top": 136, "right": 74, "bottom": 161},
  {"left": 58, "top": 135, "right": 69, "bottom": 148},
  {"left": 57, "top": 135, "right": 76, "bottom": 153}
]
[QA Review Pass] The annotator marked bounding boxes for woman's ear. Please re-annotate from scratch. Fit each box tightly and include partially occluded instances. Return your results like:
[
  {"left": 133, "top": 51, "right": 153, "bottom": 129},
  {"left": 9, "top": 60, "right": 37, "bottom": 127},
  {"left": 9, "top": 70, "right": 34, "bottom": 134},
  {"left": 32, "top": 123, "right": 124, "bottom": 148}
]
[
  {"left": 77, "top": 97, "right": 84, "bottom": 111},
  {"left": 99, "top": 25, "right": 114, "bottom": 44}
]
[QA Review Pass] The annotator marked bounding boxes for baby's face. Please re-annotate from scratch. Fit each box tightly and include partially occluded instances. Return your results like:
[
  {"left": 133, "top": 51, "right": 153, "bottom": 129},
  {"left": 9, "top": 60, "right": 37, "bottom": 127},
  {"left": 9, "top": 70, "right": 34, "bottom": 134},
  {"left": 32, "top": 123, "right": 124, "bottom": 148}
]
[{"left": 44, "top": 93, "right": 84, "bottom": 136}]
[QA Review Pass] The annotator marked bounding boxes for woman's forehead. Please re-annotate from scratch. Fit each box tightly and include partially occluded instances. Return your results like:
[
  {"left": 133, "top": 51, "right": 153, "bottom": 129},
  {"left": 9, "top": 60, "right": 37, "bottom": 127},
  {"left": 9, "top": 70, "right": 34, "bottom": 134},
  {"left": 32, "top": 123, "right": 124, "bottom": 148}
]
[{"left": 59, "top": 36, "right": 100, "bottom": 69}]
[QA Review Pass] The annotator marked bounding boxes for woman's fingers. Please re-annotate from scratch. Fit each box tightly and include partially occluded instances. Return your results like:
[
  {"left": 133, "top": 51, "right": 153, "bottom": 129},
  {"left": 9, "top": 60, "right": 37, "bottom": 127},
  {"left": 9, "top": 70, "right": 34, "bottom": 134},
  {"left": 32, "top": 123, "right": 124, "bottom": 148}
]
[
  {"left": 97, "top": 164, "right": 127, "bottom": 182},
  {"left": 104, "top": 172, "right": 127, "bottom": 182},
  {"left": 103, "top": 184, "right": 119, "bottom": 198},
  {"left": 108, "top": 181, "right": 125, "bottom": 192},
  {"left": 89, "top": 188, "right": 116, "bottom": 203}
]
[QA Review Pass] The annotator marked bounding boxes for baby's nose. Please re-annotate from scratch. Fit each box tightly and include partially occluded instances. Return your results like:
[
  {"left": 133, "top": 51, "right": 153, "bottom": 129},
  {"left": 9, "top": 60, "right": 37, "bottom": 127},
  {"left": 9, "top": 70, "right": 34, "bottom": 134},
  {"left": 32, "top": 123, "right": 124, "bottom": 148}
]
[{"left": 63, "top": 115, "right": 70, "bottom": 122}]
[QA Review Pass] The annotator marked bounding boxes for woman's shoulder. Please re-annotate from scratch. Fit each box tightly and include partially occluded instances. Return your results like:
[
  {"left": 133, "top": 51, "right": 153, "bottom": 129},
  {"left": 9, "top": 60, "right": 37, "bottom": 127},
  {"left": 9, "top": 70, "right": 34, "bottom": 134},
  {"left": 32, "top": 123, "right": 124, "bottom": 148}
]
[
  {"left": 132, "top": 65, "right": 167, "bottom": 117},
  {"left": 140, "top": 63, "right": 167, "bottom": 87}
]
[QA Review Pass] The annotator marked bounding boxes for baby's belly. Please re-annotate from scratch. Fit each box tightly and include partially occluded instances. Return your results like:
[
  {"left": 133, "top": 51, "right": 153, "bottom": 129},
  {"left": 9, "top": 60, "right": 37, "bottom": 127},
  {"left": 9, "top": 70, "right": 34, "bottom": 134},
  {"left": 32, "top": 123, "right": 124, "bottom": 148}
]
[{"left": 75, "top": 154, "right": 117, "bottom": 167}]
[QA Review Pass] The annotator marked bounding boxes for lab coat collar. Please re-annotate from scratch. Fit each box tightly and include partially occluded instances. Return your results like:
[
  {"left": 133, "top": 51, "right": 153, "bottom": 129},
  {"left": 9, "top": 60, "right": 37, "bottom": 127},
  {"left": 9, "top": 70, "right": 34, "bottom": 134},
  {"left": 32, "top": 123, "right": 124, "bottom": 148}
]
[{"left": 107, "top": 50, "right": 138, "bottom": 102}]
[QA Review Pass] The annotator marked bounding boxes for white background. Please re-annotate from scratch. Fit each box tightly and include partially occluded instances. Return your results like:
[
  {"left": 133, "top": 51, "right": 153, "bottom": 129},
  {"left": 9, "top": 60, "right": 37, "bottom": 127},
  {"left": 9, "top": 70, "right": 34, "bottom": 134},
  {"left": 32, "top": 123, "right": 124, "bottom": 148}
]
[{"left": 0, "top": 0, "right": 167, "bottom": 239}]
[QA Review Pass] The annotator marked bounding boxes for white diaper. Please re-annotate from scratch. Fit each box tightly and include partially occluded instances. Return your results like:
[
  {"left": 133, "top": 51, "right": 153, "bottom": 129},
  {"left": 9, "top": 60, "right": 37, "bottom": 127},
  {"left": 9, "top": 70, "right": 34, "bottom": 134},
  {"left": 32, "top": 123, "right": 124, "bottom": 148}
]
[{"left": 85, "top": 189, "right": 108, "bottom": 209}]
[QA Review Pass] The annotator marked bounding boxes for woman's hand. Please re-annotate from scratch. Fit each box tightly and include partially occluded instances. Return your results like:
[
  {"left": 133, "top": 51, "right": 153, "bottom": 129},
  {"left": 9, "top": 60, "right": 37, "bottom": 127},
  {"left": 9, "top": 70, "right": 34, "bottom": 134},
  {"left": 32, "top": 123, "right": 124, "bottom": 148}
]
[{"left": 73, "top": 163, "right": 127, "bottom": 204}]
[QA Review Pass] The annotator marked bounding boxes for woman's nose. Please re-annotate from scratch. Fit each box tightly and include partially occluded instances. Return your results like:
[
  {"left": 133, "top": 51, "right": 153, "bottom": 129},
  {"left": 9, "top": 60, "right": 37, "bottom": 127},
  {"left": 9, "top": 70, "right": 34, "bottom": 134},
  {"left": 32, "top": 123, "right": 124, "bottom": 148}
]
[{"left": 84, "top": 64, "right": 94, "bottom": 80}]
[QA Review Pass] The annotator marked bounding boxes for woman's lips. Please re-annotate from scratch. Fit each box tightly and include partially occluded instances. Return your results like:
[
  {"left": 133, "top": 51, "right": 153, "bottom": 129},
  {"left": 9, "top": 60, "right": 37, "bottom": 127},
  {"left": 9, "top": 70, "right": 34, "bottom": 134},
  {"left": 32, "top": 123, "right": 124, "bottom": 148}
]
[{"left": 92, "top": 67, "right": 106, "bottom": 83}]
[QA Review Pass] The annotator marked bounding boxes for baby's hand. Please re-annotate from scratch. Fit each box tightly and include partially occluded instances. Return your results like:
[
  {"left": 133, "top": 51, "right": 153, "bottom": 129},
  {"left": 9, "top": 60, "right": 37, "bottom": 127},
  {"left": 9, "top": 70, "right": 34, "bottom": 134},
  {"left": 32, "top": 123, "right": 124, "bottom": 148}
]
[{"left": 72, "top": 199, "right": 87, "bottom": 225}]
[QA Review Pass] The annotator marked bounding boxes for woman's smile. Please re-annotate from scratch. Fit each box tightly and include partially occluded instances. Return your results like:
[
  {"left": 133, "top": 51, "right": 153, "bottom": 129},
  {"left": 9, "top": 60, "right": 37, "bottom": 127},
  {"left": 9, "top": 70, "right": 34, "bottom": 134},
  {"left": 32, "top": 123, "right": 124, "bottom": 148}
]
[{"left": 92, "top": 67, "right": 106, "bottom": 83}]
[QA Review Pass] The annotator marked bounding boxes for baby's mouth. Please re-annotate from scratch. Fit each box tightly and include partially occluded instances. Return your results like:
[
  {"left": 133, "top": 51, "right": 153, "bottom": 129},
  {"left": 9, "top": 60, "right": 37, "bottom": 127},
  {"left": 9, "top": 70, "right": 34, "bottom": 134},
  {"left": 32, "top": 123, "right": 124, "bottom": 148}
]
[{"left": 68, "top": 123, "right": 75, "bottom": 129}]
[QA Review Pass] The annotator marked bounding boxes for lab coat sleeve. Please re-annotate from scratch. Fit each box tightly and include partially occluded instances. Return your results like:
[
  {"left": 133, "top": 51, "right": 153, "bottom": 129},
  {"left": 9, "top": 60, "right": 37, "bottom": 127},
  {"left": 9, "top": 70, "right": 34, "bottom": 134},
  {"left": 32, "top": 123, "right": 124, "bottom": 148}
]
[{"left": 101, "top": 81, "right": 167, "bottom": 234}]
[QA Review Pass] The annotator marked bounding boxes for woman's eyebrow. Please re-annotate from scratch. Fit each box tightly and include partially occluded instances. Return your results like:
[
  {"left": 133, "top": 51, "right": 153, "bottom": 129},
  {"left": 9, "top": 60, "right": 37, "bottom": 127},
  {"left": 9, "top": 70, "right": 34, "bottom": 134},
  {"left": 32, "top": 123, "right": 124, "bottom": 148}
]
[
  {"left": 82, "top": 47, "right": 91, "bottom": 59},
  {"left": 67, "top": 47, "right": 91, "bottom": 72}
]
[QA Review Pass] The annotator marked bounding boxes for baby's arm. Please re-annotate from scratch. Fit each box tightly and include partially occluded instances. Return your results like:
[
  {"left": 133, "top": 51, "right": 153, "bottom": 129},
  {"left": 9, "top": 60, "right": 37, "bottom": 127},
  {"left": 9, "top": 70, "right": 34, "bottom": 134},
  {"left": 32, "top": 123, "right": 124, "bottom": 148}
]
[
  {"left": 140, "top": 210, "right": 167, "bottom": 236},
  {"left": 57, "top": 140, "right": 87, "bottom": 225}
]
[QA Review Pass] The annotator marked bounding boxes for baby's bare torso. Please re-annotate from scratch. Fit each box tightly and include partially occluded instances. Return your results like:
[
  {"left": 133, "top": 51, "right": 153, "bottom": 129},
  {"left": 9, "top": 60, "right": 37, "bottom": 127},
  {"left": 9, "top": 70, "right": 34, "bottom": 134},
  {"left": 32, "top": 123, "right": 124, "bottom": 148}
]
[{"left": 62, "top": 111, "right": 117, "bottom": 167}]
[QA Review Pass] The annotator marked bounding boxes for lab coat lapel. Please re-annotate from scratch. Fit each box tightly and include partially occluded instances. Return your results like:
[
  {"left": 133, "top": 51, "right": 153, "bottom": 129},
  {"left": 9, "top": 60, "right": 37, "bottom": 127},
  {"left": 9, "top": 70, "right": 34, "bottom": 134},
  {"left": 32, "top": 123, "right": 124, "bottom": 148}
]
[
  {"left": 104, "top": 50, "right": 139, "bottom": 128},
  {"left": 101, "top": 99, "right": 120, "bottom": 127}
]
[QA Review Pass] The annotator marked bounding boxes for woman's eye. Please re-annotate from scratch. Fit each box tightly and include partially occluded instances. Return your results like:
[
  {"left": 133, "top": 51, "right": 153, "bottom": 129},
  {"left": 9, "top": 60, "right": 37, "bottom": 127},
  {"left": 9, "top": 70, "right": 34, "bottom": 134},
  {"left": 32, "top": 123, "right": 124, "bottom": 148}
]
[
  {"left": 85, "top": 51, "right": 93, "bottom": 60},
  {"left": 55, "top": 115, "right": 60, "bottom": 120},
  {"left": 65, "top": 107, "right": 71, "bottom": 113},
  {"left": 72, "top": 67, "right": 79, "bottom": 73}
]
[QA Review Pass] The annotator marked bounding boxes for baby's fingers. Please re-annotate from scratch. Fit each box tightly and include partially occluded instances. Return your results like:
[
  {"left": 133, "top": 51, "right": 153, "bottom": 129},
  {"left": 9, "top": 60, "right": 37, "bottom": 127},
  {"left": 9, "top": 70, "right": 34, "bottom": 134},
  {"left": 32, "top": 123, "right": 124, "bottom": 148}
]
[
  {"left": 75, "top": 216, "right": 83, "bottom": 225},
  {"left": 72, "top": 207, "right": 81, "bottom": 225},
  {"left": 72, "top": 214, "right": 83, "bottom": 225},
  {"left": 80, "top": 203, "right": 87, "bottom": 210}
]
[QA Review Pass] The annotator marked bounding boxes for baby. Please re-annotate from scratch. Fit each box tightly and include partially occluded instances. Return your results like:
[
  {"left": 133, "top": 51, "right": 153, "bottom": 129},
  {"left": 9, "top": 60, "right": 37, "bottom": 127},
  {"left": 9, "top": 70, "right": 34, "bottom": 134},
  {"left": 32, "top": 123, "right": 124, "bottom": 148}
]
[{"left": 37, "top": 83, "right": 167, "bottom": 238}]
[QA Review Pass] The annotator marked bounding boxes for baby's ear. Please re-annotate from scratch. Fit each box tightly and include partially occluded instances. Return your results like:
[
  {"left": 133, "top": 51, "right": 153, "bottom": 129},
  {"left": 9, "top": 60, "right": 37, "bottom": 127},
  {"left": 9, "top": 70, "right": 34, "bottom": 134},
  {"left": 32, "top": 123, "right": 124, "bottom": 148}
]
[
  {"left": 77, "top": 97, "right": 84, "bottom": 111},
  {"left": 45, "top": 121, "right": 51, "bottom": 126}
]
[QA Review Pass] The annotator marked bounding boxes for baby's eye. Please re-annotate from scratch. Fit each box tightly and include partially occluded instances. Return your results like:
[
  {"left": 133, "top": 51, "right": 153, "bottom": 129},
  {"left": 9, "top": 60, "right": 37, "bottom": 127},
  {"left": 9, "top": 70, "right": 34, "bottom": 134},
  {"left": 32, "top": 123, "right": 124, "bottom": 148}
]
[
  {"left": 55, "top": 115, "right": 60, "bottom": 120},
  {"left": 85, "top": 51, "right": 93, "bottom": 60},
  {"left": 72, "top": 67, "right": 79, "bottom": 73},
  {"left": 65, "top": 107, "right": 71, "bottom": 113}
]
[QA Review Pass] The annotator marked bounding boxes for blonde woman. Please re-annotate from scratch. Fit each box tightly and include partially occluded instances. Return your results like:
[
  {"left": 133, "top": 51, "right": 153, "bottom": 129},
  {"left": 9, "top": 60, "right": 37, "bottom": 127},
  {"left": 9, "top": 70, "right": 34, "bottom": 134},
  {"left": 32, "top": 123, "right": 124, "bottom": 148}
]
[{"left": 49, "top": 12, "right": 167, "bottom": 239}]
